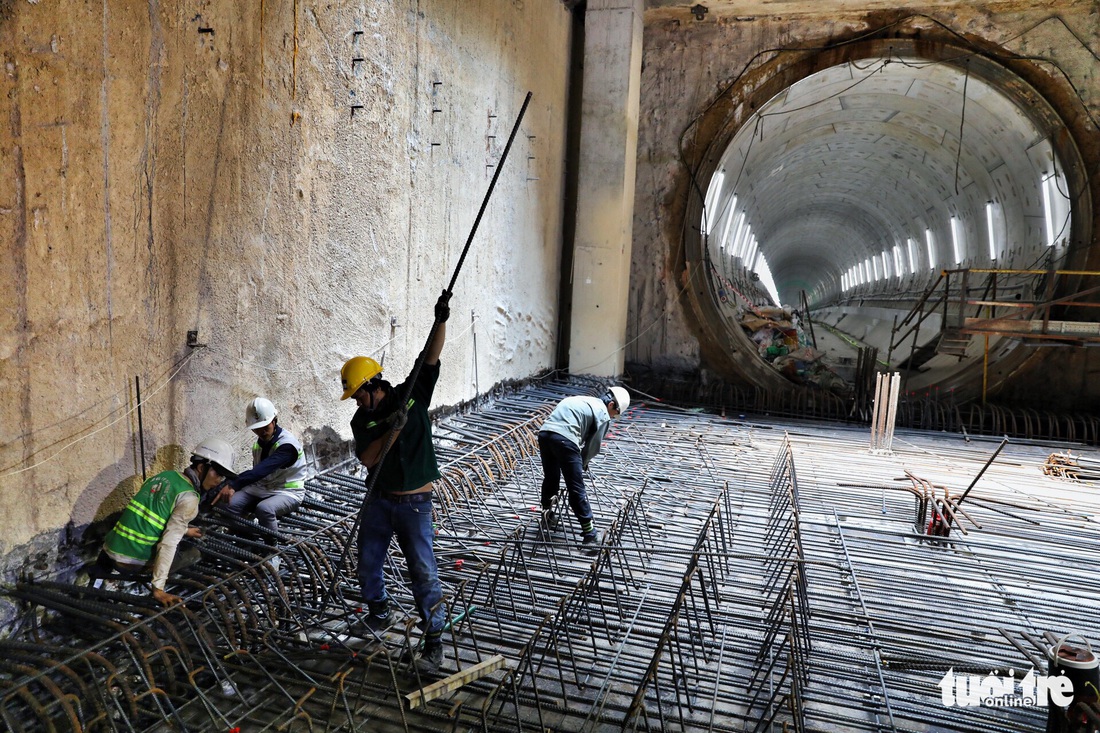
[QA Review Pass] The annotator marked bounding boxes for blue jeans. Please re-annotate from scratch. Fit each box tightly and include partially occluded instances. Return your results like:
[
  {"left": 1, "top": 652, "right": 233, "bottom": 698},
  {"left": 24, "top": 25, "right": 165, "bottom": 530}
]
[
  {"left": 357, "top": 491, "right": 444, "bottom": 634},
  {"left": 538, "top": 431, "right": 593, "bottom": 526}
]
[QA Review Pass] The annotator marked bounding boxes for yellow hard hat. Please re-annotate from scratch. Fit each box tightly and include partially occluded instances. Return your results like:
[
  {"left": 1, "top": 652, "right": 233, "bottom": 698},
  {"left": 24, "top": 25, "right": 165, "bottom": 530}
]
[{"left": 341, "top": 356, "right": 382, "bottom": 400}]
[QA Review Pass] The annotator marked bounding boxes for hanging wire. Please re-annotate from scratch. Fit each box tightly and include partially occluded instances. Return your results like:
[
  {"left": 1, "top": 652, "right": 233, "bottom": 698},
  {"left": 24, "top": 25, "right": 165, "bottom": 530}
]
[{"left": 0, "top": 348, "right": 201, "bottom": 480}]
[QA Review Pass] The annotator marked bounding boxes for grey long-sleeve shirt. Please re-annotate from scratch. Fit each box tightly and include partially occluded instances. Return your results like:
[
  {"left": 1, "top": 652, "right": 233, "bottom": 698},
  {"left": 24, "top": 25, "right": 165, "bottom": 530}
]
[
  {"left": 150, "top": 492, "right": 199, "bottom": 591},
  {"left": 539, "top": 396, "right": 612, "bottom": 468}
]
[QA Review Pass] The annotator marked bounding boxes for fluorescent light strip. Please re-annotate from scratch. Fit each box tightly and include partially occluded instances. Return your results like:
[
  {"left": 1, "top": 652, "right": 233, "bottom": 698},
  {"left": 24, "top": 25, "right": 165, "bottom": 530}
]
[
  {"left": 702, "top": 171, "right": 724, "bottom": 235},
  {"left": 950, "top": 216, "right": 963, "bottom": 264},
  {"left": 985, "top": 202, "right": 997, "bottom": 261},
  {"left": 719, "top": 195, "right": 737, "bottom": 250},
  {"left": 1042, "top": 173, "right": 1055, "bottom": 247},
  {"left": 731, "top": 213, "right": 746, "bottom": 258}
]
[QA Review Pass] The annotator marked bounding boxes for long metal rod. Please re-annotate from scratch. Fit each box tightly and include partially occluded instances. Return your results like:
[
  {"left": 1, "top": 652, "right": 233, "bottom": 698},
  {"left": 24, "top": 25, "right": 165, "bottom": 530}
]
[
  {"left": 136, "top": 375, "right": 147, "bottom": 482},
  {"left": 329, "top": 91, "right": 534, "bottom": 584},
  {"left": 951, "top": 436, "right": 1009, "bottom": 514}
]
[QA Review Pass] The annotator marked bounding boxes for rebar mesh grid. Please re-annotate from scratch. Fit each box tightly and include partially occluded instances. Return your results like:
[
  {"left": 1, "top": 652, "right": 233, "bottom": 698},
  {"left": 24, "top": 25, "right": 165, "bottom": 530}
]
[{"left": 3, "top": 382, "right": 1100, "bottom": 732}]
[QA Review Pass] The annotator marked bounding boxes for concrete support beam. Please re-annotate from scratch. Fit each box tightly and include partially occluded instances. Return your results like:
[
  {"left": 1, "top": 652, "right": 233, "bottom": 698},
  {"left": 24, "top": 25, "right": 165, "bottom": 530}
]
[{"left": 568, "top": 0, "right": 643, "bottom": 377}]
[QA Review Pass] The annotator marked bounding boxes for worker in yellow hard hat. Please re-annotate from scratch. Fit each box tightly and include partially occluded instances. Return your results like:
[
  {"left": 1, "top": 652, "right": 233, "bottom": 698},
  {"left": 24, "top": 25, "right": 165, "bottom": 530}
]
[{"left": 339, "top": 289, "right": 451, "bottom": 674}]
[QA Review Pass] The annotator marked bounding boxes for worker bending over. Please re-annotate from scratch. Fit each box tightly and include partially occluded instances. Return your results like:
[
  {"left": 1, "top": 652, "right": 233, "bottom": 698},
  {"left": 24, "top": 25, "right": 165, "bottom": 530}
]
[
  {"left": 538, "top": 387, "right": 630, "bottom": 550},
  {"left": 98, "top": 437, "right": 236, "bottom": 605},
  {"left": 213, "top": 397, "right": 308, "bottom": 534},
  {"left": 340, "top": 289, "right": 452, "bottom": 674}
]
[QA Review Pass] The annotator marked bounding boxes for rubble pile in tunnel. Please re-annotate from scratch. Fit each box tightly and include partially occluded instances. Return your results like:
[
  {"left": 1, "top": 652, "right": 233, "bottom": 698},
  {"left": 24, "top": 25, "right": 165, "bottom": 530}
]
[{"left": 2, "top": 381, "right": 1100, "bottom": 731}]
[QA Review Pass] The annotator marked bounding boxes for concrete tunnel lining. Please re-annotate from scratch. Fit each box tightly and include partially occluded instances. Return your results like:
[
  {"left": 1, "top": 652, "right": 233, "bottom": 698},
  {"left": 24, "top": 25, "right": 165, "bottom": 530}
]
[{"left": 681, "top": 37, "right": 1090, "bottom": 396}]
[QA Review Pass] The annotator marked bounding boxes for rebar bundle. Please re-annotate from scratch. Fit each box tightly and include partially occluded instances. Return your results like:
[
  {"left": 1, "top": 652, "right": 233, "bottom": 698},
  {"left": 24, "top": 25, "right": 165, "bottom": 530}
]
[{"left": 2, "top": 381, "right": 1100, "bottom": 732}]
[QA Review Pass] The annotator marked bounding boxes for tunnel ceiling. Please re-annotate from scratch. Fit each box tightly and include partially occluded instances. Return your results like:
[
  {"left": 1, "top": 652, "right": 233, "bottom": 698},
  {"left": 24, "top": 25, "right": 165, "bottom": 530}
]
[{"left": 706, "top": 55, "right": 1060, "bottom": 306}]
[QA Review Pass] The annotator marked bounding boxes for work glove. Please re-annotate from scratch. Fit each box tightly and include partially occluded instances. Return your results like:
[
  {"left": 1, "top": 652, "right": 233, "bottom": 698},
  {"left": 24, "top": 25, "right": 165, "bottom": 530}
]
[
  {"left": 434, "top": 289, "right": 452, "bottom": 324},
  {"left": 389, "top": 409, "right": 408, "bottom": 431}
]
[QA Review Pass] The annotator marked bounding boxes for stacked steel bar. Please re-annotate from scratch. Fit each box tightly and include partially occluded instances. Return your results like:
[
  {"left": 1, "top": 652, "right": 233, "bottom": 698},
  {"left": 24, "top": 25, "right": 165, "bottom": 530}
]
[
  {"left": 3, "top": 382, "right": 1100, "bottom": 731},
  {"left": 628, "top": 373, "right": 1100, "bottom": 444},
  {"left": 745, "top": 434, "right": 811, "bottom": 733}
]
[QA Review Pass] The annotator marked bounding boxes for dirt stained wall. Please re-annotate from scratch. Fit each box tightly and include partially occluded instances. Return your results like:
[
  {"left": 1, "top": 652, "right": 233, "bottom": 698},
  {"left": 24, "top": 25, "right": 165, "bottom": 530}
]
[
  {"left": 0, "top": 0, "right": 572, "bottom": 569},
  {"left": 629, "top": 2, "right": 1100, "bottom": 394}
]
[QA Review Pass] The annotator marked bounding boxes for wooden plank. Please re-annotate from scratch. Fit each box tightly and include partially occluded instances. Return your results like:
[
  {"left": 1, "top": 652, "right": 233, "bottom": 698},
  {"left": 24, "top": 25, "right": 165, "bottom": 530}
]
[{"left": 404, "top": 654, "right": 508, "bottom": 710}]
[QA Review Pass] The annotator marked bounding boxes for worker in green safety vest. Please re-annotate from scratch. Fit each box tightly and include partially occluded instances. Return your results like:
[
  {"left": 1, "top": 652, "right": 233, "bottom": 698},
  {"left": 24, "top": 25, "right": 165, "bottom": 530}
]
[{"left": 97, "top": 436, "right": 236, "bottom": 605}]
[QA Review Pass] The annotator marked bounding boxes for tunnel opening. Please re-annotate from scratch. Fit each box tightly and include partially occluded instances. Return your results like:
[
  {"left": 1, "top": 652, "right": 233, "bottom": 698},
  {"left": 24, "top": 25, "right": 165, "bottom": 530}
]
[{"left": 680, "top": 37, "right": 1092, "bottom": 415}]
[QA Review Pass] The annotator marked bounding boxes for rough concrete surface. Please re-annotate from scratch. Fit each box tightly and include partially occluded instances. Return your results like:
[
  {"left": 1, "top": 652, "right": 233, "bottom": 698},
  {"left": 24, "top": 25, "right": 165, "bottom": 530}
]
[{"left": 0, "top": 0, "right": 572, "bottom": 564}]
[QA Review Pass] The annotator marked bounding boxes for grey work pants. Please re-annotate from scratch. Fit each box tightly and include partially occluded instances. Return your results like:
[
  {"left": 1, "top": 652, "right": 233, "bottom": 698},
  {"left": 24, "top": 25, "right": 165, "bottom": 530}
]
[{"left": 227, "top": 490, "right": 301, "bottom": 532}]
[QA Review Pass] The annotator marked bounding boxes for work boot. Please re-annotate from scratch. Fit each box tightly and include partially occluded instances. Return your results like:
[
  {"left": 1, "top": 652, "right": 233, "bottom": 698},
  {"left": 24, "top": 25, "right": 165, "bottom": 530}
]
[
  {"left": 542, "top": 509, "right": 560, "bottom": 532},
  {"left": 581, "top": 531, "right": 599, "bottom": 555},
  {"left": 364, "top": 601, "right": 393, "bottom": 632},
  {"left": 415, "top": 638, "right": 444, "bottom": 674}
]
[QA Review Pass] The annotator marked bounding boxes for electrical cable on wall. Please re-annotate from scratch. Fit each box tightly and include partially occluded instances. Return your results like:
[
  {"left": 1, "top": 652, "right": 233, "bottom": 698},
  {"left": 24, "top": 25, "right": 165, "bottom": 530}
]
[{"left": 0, "top": 348, "right": 201, "bottom": 480}]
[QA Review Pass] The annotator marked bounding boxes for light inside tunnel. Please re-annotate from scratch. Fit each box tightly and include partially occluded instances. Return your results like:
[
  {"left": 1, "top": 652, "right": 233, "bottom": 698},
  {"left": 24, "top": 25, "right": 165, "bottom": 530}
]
[
  {"left": 757, "top": 257, "right": 781, "bottom": 306},
  {"left": 1043, "top": 173, "right": 1056, "bottom": 246},
  {"left": 719, "top": 195, "right": 737, "bottom": 249},
  {"left": 1041, "top": 169, "right": 1071, "bottom": 248},
  {"left": 950, "top": 215, "right": 963, "bottom": 264},
  {"left": 693, "top": 48, "right": 1082, "bottom": 393},
  {"left": 731, "top": 212, "right": 746, "bottom": 256},
  {"left": 701, "top": 54, "right": 1071, "bottom": 308},
  {"left": 986, "top": 201, "right": 998, "bottom": 261},
  {"left": 702, "top": 170, "right": 724, "bottom": 235}
]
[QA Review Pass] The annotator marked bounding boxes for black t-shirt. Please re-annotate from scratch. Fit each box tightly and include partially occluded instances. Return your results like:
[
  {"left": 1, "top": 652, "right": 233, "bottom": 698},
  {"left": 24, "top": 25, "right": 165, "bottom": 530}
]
[{"left": 350, "top": 361, "right": 442, "bottom": 492}]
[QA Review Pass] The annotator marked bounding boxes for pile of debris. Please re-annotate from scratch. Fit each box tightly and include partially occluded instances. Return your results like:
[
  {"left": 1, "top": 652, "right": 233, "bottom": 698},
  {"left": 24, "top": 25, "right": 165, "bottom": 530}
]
[{"left": 739, "top": 306, "right": 848, "bottom": 393}]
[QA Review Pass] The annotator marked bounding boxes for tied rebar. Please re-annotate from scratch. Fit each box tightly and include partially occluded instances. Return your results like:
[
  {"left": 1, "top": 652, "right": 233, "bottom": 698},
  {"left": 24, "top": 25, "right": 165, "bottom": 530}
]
[
  {"left": 744, "top": 435, "right": 811, "bottom": 733},
  {"left": 1, "top": 379, "right": 1097, "bottom": 733}
]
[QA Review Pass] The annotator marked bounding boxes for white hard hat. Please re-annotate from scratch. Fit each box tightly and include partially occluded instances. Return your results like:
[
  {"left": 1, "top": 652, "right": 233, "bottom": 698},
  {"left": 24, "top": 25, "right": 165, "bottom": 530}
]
[
  {"left": 192, "top": 436, "right": 236, "bottom": 477},
  {"left": 245, "top": 397, "right": 278, "bottom": 429},
  {"left": 607, "top": 386, "right": 630, "bottom": 415}
]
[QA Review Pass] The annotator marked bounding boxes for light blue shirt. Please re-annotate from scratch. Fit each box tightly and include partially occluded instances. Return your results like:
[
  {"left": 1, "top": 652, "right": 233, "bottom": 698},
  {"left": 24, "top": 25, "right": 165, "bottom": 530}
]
[{"left": 540, "top": 396, "right": 612, "bottom": 468}]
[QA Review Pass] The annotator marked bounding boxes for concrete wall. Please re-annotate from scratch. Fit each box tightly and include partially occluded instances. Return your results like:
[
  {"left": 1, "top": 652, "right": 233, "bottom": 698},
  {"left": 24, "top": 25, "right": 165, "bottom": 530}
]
[
  {"left": 630, "top": 3, "right": 1100, "bottom": 390},
  {"left": 0, "top": 0, "right": 572, "bottom": 568}
]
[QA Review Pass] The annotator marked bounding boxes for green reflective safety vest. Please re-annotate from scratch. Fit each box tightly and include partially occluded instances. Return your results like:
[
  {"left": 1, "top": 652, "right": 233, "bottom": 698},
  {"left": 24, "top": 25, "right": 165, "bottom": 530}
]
[{"left": 103, "top": 470, "right": 198, "bottom": 564}]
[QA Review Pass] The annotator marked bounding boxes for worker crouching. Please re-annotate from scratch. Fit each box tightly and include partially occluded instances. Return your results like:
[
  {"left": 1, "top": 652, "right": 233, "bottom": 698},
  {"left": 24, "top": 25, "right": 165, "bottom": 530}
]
[
  {"left": 98, "top": 436, "right": 236, "bottom": 605},
  {"left": 212, "top": 397, "right": 308, "bottom": 537}
]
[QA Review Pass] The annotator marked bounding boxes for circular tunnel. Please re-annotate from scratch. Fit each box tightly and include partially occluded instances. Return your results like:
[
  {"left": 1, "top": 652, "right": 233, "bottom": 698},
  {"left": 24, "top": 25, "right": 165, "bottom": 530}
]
[{"left": 684, "top": 37, "right": 1092, "bottom": 402}]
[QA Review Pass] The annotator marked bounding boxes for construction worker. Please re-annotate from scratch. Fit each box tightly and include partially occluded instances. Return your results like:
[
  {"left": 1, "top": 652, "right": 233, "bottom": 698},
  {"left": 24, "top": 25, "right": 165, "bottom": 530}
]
[
  {"left": 212, "top": 397, "right": 308, "bottom": 535},
  {"left": 538, "top": 387, "right": 630, "bottom": 550},
  {"left": 98, "top": 436, "right": 236, "bottom": 606},
  {"left": 340, "top": 289, "right": 451, "bottom": 674}
]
